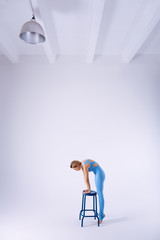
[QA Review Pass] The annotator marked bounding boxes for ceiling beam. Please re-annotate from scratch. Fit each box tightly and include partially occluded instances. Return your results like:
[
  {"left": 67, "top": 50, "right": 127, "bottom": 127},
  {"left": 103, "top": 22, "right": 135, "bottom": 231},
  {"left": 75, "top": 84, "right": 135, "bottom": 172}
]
[
  {"left": 0, "top": 28, "right": 19, "bottom": 63},
  {"left": 86, "top": 0, "right": 106, "bottom": 63},
  {"left": 32, "top": 0, "right": 58, "bottom": 63},
  {"left": 122, "top": 0, "right": 160, "bottom": 63}
]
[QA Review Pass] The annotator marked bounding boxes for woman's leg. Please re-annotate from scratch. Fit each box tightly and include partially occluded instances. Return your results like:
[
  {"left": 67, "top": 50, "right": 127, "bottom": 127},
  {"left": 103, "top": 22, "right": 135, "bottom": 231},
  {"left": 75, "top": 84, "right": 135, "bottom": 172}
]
[{"left": 95, "top": 170, "right": 105, "bottom": 221}]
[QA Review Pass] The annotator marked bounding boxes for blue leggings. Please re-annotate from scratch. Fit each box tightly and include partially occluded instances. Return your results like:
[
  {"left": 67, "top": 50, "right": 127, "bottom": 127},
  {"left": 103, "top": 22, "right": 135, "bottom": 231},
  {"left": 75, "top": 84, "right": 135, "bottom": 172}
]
[{"left": 95, "top": 169, "right": 105, "bottom": 220}]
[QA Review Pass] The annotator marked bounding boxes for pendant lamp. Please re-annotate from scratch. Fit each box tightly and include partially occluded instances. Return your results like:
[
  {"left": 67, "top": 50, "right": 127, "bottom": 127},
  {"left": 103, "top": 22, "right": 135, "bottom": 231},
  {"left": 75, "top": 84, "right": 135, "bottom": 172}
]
[{"left": 19, "top": 1, "right": 45, "bottom": 44}]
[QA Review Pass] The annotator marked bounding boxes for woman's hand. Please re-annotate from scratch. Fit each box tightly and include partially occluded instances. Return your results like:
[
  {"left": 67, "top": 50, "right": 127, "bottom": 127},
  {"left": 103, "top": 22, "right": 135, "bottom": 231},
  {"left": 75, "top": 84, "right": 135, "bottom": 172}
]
[{"left": 83, "top": 189, "right": 91, "bottom": 194}]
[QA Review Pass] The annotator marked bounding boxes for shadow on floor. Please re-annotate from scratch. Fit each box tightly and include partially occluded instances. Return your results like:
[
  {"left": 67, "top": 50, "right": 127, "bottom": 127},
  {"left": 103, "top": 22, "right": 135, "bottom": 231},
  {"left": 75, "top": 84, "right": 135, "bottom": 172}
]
[
  {"left": 104, "top": 216, "right": 129, "bottom": 225},
  {"left": 82, "top": 216, "right": 129, "bottom": 227}
]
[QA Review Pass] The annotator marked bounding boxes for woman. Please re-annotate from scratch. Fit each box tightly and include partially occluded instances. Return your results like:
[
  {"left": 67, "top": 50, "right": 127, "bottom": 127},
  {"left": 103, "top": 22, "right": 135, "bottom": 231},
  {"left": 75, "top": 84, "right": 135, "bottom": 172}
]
[{"left": 70, "top": 159, "right": 106, "bottom": 223}]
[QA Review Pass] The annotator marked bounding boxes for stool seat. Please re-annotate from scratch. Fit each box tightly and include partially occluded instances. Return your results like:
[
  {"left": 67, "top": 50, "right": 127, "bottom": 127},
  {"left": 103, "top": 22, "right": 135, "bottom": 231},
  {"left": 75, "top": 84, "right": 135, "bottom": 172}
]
[{"left": 84, "top": 190, "right": 97, "bottom": 196}]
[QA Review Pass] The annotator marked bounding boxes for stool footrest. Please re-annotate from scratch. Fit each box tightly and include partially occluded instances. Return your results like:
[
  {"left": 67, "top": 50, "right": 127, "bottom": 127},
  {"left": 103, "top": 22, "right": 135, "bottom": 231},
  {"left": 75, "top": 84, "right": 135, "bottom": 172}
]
[
  {"left": 81, "top": 209, "right": 96, "bottom": 211},
  {"left": 81, "top": 215, "right": 97, "bottom": 217}
]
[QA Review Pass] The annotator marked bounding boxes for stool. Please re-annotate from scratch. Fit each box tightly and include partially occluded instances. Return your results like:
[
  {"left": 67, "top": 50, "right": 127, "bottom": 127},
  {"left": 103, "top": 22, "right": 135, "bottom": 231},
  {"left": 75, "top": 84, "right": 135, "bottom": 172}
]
[{"left": 79, "top": 190, "right": 100, "bottom": 227}]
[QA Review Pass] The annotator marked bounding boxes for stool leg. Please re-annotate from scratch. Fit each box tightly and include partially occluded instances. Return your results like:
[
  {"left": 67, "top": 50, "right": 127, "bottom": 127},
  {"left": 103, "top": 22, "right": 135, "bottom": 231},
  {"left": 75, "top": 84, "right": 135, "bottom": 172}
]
[
  {"left": 79, "top": 193, "right": 84, "bottom": 220},
  {"left": 81, "top": 216, "right": 84, "bottom": 227},
  {"left": 93, "top": 194, "right": 94, "bottom": 210},
  {"left": 98, "top": 217, "right": 100, "bottom": 226},
  {"left": 81, "top": 194, "right": 86, "bottom": 227},
  {"left": 95, "top": 194, "right": 97, "bottom": 217},
  {"left": 83, "top": 194, "right": 86, "bottom": 217},
  {"left": 93, "top": 195, "right": 96, "bottom": 219}
]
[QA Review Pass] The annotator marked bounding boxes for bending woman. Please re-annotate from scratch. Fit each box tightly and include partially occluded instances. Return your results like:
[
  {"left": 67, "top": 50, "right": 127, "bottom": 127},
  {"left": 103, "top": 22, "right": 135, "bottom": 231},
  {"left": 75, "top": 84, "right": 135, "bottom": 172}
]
[{"left": 70, "top": 159, "right": 106, "bottom": 223}]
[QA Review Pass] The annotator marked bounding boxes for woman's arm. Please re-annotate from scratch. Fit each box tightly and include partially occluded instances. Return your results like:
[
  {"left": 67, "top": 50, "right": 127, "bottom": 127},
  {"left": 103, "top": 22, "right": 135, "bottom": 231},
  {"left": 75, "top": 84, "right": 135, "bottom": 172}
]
[{"left": 83, "top": 167, "right": 91, "bottom": 191}]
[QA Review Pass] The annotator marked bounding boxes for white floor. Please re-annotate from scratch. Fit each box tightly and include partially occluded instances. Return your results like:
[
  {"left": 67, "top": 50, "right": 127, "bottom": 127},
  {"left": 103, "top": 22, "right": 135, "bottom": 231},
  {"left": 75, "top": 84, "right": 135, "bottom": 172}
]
[{"left": 1, "top": 204, "right": 159, "bottom": 240}]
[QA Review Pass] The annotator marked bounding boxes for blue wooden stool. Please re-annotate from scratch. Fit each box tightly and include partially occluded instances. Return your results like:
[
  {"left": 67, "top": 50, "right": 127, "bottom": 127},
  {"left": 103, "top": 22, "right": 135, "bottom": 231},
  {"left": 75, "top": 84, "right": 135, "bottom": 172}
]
[{"left": 79, "top": 190, "right": 100, "bottom": 227}]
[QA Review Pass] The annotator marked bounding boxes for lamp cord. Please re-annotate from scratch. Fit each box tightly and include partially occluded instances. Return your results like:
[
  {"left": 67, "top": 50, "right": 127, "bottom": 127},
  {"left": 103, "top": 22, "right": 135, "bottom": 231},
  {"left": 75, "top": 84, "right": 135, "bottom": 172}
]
[{"left": 29, "top": 0, "right": 35, "bottom": 18}]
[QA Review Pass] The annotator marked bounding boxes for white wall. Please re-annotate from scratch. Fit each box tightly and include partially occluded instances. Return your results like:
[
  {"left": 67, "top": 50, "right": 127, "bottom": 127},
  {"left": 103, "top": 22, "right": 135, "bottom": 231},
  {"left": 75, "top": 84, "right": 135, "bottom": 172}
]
[{"left": 0, "top": 55, "right": 160, "bottom": 239}]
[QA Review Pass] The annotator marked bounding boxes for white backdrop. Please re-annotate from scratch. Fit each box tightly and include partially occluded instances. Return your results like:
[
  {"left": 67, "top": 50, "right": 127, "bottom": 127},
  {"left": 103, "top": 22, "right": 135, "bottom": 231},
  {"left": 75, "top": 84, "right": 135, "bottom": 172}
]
[{"left": 0, "top": 55, "right": 159, "bottom": 240}]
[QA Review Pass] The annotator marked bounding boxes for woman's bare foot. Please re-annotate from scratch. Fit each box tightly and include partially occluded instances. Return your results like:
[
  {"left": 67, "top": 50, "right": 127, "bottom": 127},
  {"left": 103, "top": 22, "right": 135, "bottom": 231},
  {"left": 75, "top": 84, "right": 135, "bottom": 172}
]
[{"left": 99, "top": 214, "right": 105, "bottom": 224}]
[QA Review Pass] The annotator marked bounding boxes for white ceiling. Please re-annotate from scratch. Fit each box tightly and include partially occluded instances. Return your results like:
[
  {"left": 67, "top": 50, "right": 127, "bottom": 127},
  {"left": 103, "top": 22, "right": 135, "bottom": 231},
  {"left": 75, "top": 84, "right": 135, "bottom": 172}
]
[{"left": 0, "top": 0, "right": 160, "bottom": 63}]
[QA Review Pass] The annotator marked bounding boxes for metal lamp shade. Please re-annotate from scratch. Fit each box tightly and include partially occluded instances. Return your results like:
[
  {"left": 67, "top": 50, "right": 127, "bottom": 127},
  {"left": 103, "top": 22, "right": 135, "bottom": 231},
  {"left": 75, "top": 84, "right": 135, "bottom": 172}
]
[{"left": 19, "top": 18, "right": 45, "bottom": 44}]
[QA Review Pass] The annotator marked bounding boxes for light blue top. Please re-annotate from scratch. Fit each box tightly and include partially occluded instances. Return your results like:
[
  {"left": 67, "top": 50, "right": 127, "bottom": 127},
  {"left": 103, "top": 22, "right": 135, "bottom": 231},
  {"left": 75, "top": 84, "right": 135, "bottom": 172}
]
[{"left": 82, "top": 159, "right": 99, "bottom": 174}]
